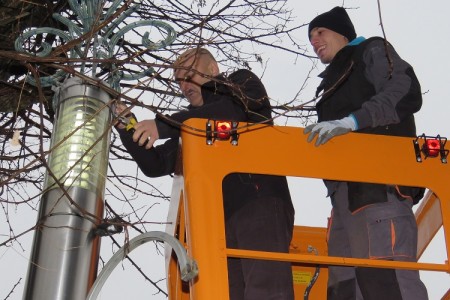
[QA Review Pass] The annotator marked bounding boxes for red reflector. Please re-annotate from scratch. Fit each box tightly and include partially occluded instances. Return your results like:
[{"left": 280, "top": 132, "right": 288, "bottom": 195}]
[
  {"left": 215, "top": 121, "right": 232, "bottom": 140},
  {"left": 425, "top": 139, "right": 440, "bottom": 157}
]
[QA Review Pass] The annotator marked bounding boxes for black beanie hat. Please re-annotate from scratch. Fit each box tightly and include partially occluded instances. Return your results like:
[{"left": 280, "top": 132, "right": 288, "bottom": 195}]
[{"left": 308, "top": 7, "right": 356, "bottom": 41}]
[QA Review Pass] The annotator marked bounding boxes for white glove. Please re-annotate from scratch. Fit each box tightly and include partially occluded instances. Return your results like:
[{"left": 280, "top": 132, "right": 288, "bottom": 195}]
[{"left": 304, "top": 115, "right": 357, "bottom": 146}]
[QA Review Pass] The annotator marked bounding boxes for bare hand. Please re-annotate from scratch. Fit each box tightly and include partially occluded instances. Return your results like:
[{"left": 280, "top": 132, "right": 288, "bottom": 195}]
[
  {"left": 132, "top": 119, "right": 160, "bottom": 149},
  {"left": 114, "top": 103, "right": 132, "bottom": 130}
]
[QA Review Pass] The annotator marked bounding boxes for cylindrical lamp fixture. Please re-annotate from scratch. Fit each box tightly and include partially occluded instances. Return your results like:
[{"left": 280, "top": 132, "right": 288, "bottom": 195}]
[{"left": 23, "top": 77, "right": 112, "bottom": 300}]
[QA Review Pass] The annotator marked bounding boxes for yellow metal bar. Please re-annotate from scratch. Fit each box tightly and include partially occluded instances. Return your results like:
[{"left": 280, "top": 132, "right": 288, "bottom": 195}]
[
  {"left": 226, "top": 249, "right": 448, "bottom": 273},
  {"left": 172, "top": 119, "right": 450, "bottom": 299},
  {"left": 182, "top": 120, "right": 449, "bottom": 190},
  {"left": 180, "top": 147, "right": 229, "bottom": 299}
]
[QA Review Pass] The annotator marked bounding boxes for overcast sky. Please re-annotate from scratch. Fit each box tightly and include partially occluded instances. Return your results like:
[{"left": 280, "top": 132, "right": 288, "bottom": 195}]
[{"left": 1, "top": 1, "right": 449, "bottom": 299}]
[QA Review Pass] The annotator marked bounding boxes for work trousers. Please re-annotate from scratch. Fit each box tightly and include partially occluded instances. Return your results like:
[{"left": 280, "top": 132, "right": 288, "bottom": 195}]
[
  {"left": 327, "top": 182, "right": 428, "bottom": 300},
  {"left": 226, "top": 196, "right": 295, "bottom": 300}
]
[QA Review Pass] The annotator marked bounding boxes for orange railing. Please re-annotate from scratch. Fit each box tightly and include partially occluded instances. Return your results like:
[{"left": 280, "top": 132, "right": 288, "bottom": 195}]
[{"left": 165, "top": 119, "right": 450, "bottom": 300}]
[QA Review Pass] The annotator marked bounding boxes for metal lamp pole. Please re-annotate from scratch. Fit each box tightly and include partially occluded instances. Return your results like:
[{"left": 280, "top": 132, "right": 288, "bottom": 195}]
[
  {"left": 14, "top": 1, "right": 176, "bottom": 299},
  {"left": 23, "top": 77, "right": 112, "bottom": 300}
]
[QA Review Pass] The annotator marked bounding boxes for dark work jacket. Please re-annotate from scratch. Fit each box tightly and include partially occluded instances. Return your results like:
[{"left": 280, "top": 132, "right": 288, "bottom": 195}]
[
  {"left": 119, "top": 69, "right": 292, "bottom": 219},
  {"left": 316, "top": 37, "right": 424, "bottom": 211}
]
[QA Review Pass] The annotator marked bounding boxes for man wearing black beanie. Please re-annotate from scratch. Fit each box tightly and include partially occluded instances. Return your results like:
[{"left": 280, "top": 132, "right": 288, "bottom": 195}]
[
  {"left": 304, "top": 6, "right": 428, "bottom": 300},
  {"left": 308, "top": 7, "right": 356, "bottom": 43}
]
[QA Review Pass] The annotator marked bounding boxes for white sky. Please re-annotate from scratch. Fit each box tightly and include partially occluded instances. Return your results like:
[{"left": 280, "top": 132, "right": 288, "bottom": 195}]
[{"left": 1, "top": 1, "right": 449, "bottom": 299}]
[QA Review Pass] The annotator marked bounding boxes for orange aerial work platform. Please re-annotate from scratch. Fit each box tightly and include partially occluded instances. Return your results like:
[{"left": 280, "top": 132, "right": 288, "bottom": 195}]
[{"left": 164, "top": 118, "right": 450, "bottom": 300}]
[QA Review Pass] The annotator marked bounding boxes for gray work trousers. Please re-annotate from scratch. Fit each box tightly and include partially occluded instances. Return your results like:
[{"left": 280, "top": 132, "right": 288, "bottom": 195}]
[
  {"left": 226, "top": 196, "right": 295, "bottom": 300},
  {"left": 327, "top": 182, "right": 428, "bottom": 300}
]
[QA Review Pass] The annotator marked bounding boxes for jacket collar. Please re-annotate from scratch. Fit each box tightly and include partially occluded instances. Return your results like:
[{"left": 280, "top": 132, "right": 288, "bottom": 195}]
[
  {"left": 318, "top": 36, "right": 367, "bottom": 79},
  {"left": 187, "top": 73, "right": 229, "bottom": 109}
]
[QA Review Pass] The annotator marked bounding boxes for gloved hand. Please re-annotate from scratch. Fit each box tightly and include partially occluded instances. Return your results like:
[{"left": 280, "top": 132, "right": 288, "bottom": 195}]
[{"left": 304, "top": 115, "right": 357, "bottom": 146}]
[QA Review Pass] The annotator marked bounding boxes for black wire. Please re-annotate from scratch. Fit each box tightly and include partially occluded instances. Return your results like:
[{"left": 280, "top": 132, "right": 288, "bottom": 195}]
[
  {"left": 303, "top": 246, "right": 320, "bottom": 300},
  {"left": 303, "top": 264, "right": 320, "bottom": 300}
]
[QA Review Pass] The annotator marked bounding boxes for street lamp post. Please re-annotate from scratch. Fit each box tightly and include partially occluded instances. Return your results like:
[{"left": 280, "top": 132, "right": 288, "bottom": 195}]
[
  {"left": 15, "top": 1, "right": 176, "bottom": 299},
  {"left": 22, "top": 77, "right": 112, "bottom": 300}
]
